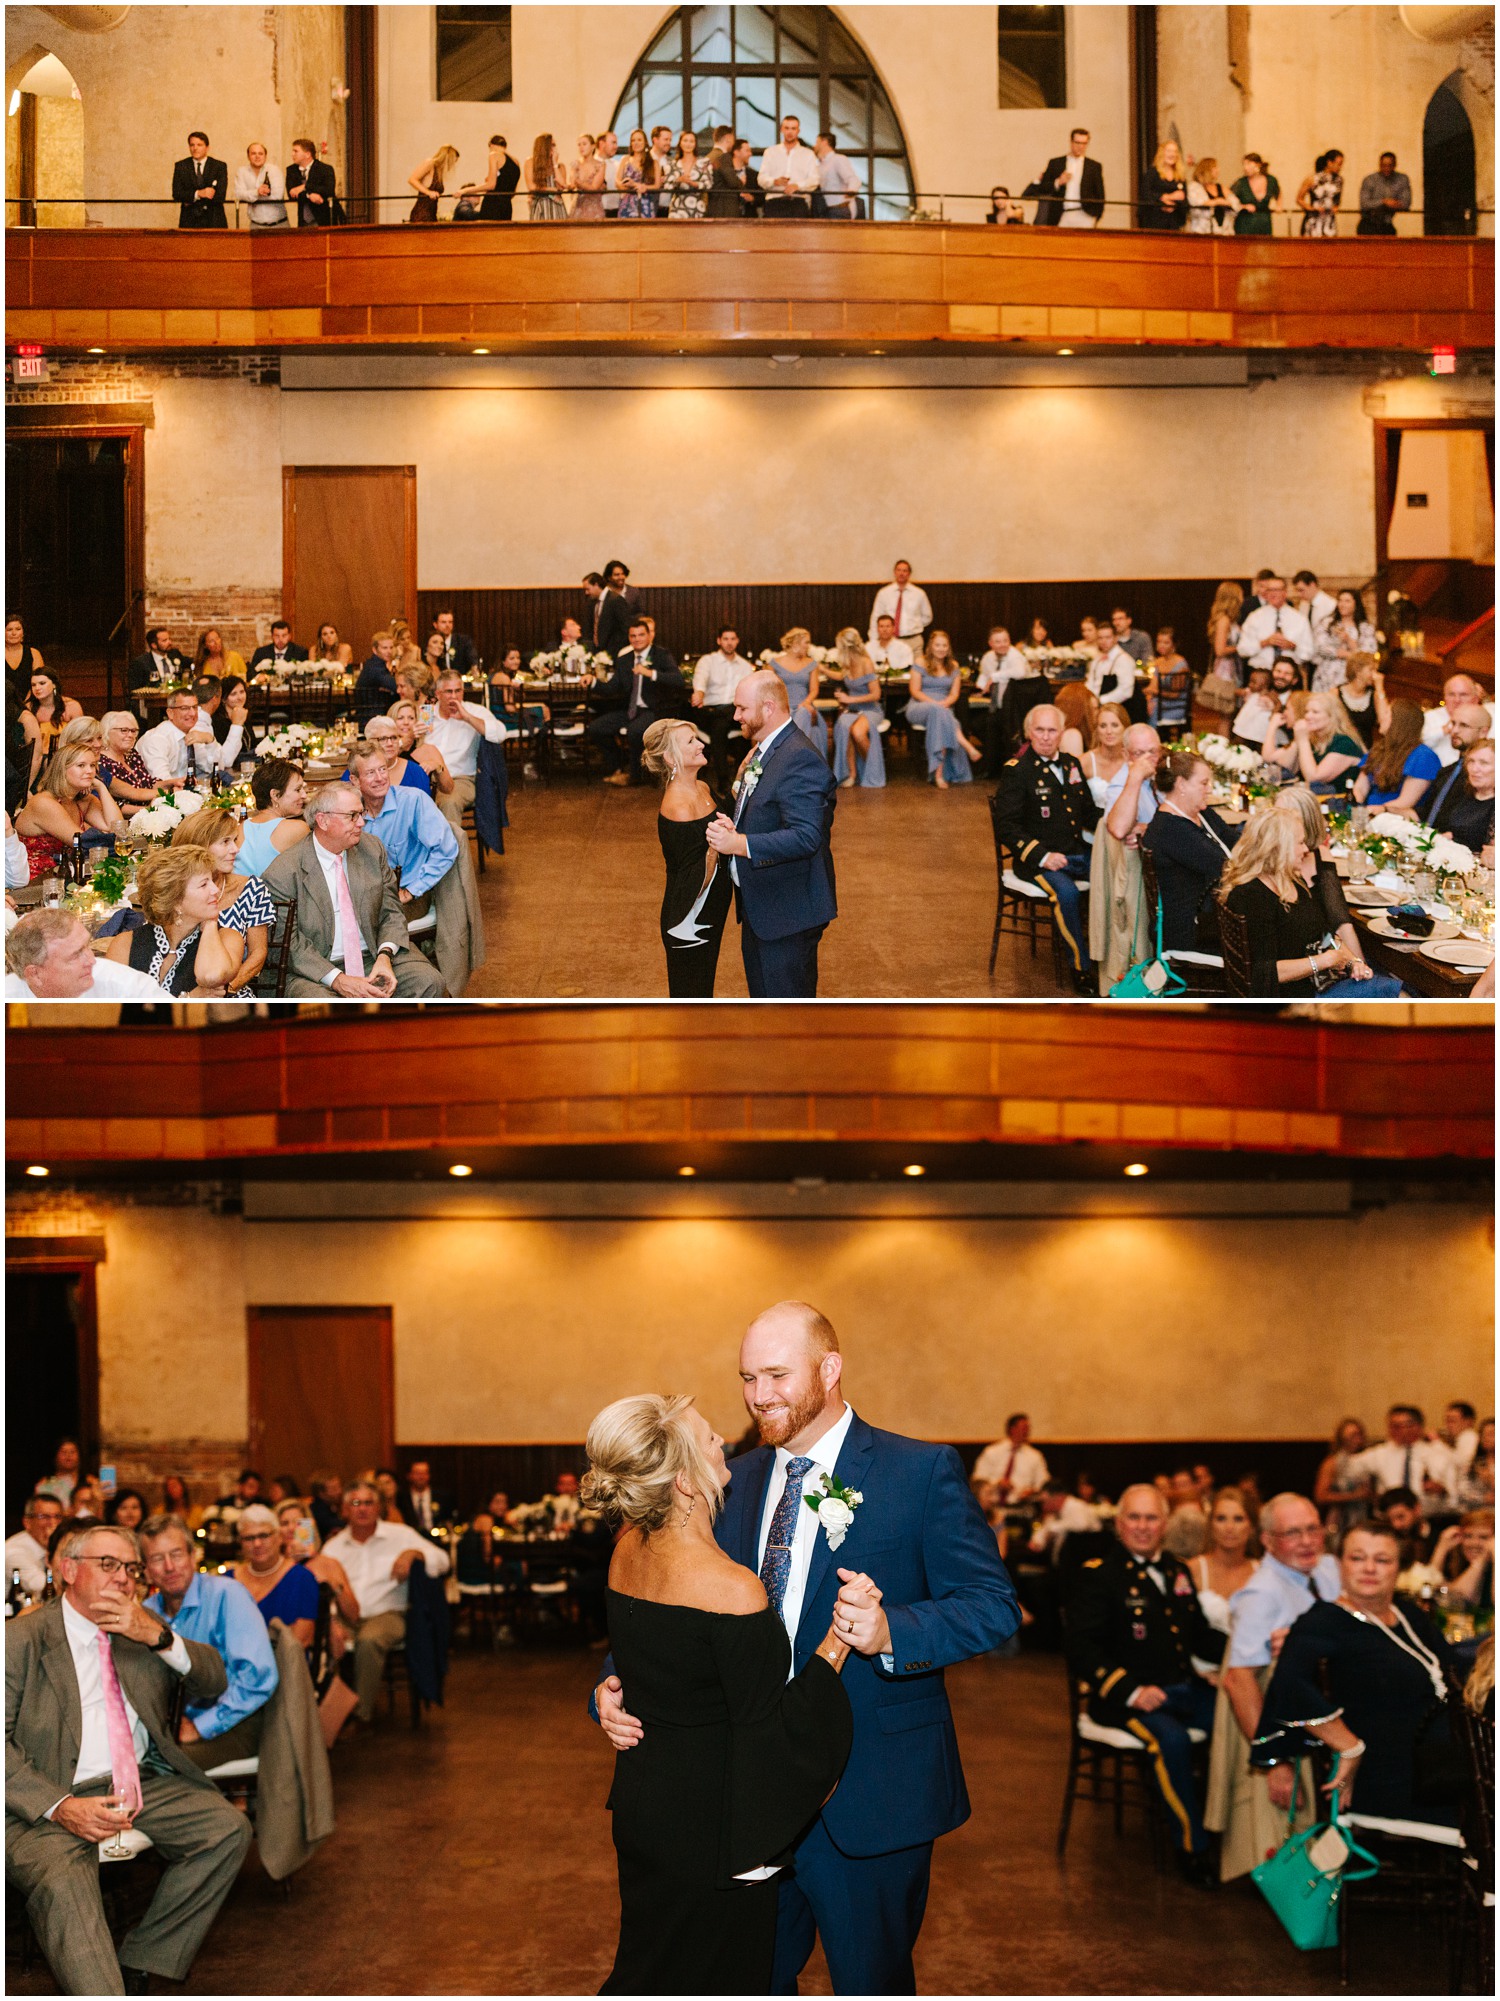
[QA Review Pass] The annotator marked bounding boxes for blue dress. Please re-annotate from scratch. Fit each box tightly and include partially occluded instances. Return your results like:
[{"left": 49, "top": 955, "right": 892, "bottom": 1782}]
[
  {"left": 237, "top": 816, "right": 288, "bottom": 876},
  {"left": 251, "top": 1562, "right": 321, "bottom": 1631},
  {"left": 831, "top": 673, "right": 886, "bottom": 788},
  {"left": 1361, "top": 741, "right": 1441, "bottom": 806},
  {"left": 397, "top": 758, "right": 433, "bottom": 796},
  {"left": 773, "top": 660, "right": 826, "bottom": 757},
  {"left": 906, "top": 670, "right": 973, "bottom": 783}
]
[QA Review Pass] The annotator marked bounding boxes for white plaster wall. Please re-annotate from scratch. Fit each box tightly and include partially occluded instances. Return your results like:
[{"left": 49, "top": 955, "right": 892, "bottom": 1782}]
[
  {"left": 280, "top": 363, "right": 1393, "bottom": 585},
  {"left": 147, "top": 375, "right": 283, "bottom": 592}
]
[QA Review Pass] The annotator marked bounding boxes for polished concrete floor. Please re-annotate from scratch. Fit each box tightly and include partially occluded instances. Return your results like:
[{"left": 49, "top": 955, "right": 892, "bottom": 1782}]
[
  {"left": 466, "top": 758, "right": 1065, "bottom": 1000},
  {"left": 10, "top": 1649, "right": 1449, "bottom": 1996}
]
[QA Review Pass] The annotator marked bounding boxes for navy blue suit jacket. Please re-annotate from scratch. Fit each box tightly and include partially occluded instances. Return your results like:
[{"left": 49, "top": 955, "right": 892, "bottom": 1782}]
[
  {"left": 736, "top": 722, "right": 837, "bottom": 942},
  {"left": 596, "top": 1413, "right": 1020, "bottom": 1858}
]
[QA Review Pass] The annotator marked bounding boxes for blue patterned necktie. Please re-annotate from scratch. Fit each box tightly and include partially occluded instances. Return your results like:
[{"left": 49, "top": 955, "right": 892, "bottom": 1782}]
[{"left": 759, "top": 1455, "right": 816, "bottom": 1621}]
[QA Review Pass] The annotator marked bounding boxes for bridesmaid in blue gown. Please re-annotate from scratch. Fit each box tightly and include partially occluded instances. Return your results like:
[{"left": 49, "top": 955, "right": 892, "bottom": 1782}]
[
  {"left": 770, "top": 627, "right": 827, "bottom": 759},
  {"left": 904, "top": 630, "right": 981, "bottom": 788},
  {"left": 829, "top": 628, "right": 886, "bottom": 788}
]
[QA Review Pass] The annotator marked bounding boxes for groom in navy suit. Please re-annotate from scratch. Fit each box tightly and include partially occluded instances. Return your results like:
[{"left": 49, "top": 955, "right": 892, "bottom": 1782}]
[
  {"left": 706, "top": 670, "right": 836, "bottom": 998},
  {"left": 596, "top": 1301, "right": 1020, "bottom": 1994}
]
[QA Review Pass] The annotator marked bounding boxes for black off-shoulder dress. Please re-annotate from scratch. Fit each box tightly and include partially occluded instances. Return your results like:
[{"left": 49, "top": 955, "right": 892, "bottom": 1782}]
[
  {"left": 656, "top": 805, "right": 732, "bottom": 998},
  {"left": 601, "top": 1591, "right": 852, "bottom": 1995}
]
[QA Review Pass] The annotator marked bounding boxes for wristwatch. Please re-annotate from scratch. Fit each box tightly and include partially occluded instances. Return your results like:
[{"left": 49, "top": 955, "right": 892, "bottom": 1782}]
[{"left": 148, "top": 1620, "right": 176, "bottom": 1652}]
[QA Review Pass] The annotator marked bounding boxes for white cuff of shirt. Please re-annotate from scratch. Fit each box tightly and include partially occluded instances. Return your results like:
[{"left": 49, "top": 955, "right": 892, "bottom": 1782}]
[
  {"left": 161, "top": 1632, "right": 192, "bottom": 1675},
  {"left": 880, "top": 1651, "right": 895, "bottom": 1672}
]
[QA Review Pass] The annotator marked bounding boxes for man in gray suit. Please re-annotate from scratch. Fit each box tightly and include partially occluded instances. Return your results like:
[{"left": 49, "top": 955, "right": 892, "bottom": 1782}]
[
  {"left": 263, "top": 779, "right": 448, "bottom": 999},
  {"left": 6, "top": 1521, "right": 251, "bottom": 1995}
]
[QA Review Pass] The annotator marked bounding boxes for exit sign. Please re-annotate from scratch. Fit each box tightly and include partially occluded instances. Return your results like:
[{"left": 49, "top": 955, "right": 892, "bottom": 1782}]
[
  {"left": 11, "top": 354, "right": 48, "bottom": 383},
  {"left": 1429, "top": 346, "right": 1457, "bottom": 376}
]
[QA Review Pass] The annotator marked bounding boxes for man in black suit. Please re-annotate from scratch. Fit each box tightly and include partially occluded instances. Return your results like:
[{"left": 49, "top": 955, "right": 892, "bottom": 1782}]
[
  {"left": 430, "top": 610, "right": 478, "bottom": 678},
  {"left": 708, "top": 137, "right": 760, "bottom": 218},
  {"left": 172, "top": 132, "right": 228, "bottom": 228},
  {"left": 584, "top": 573, "right": 633, "bottom": 659},
  {"left": 603, "top": 560, "right": 642, "bottom": 610},
  {"left": 587, "top": 615, "right": 682, "bottom": 785},
  {"left": 396, "top": 1460, "right": 455, "bottom": 1538},
  {"left": 129, "top": 627, "right": 187, "bottom": 691},
  {"left": 286, "top": 139, "right": 342, "bottom": 227},
  {"left": 1024, "top": 128, "right": 1105, "bottom": 227},
  {"left": 354, "top": 630, "right": 399, "bottom": 727},
  {"left": 248, "top": 620, "right": 308, "bottom": 672}
]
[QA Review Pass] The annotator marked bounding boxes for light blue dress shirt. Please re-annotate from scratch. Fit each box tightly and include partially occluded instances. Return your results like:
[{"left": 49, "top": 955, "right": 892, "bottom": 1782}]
[
  {"left": 1225, "top": 1550, "right": 1342, "bottom": 1670},
  {"left": 145, "top": 1569, "right": 279, "bottom": 1739},
  {"left": 364, "top": 784, "right": 460, "bottom": 898},
  {"left": 1102, "top": 765, "right": 1160, "bottom": 827}
]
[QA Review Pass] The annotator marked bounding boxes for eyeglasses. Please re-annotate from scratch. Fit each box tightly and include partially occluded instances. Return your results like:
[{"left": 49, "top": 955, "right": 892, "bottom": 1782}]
[
  {"left": 238, "top": 1531, "right": 277, "bottom": 1544},
  {"left": 326, "top": 808, "right": 367, "bottom": 822},
  {"left": 1268, "top": 1526, "right": 1323, "bottom": 1541},
  {"left": 79, "top": 1554, "right": 148, "bottom": 1584}
]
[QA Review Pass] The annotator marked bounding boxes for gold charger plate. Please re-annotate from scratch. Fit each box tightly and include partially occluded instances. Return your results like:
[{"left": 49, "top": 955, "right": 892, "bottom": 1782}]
[
  {"left": 1419, "top": 938, "right": 1494, "bottom": 970},
  {"left": 1344, "top": 884, "right": 1396, "bottom": 907},
  {"left": 1365, "top": 914, "right": 1461, "bottom": 942}
]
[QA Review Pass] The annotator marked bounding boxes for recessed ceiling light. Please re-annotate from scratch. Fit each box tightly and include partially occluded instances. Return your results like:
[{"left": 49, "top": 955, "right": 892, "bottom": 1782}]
[
  {"left": 471, "top": 347, "right": 490, "bottom": 355},
  {"left": 25, "top": 1164, "right": 49, "bottom": 1178},
  {"left": 448, "top": 1163, "right": 473, "bottom": 1178},
  {"left": 1123, "top": 1162, "right": 1149, "bottom": 1178},
  {"left": 87, "top": 347, "right": 105, "bottom": 355},
  {"left": 678, "top": 1165, "right": 696, "bottom": 1177},
  {"left": 903, "top": 1163, "right": 926, "bottom": 1178},
  {"left": 1057, "top": 348, "right": 1074, "bottom": 356}
]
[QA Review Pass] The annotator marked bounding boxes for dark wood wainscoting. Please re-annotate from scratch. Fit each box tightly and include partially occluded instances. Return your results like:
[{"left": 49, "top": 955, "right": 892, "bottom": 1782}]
[
  {"left": 418, "top": 578, "right": 1226, "bottom": 666},
  {"left": 400, "top": 1437, "right": 1325, "bottom": 1513}
]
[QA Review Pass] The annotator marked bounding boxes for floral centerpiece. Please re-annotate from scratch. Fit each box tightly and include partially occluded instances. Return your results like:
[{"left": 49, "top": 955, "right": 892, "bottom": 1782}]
[
  {"left": 259, "top": 724, "right": 324, "bottom": 762},
  {"left": 757, "top": 644, "right": 831, "bottom": 666},
  {"left": 128, "top": 786, "right": 208, "bottom": 842},
  {"left": 526, "top": 645, "right": 613, "bottom": 680},
  {"left": 1358, "top": 812, "right": 1475, "bottom": 879},
  {"left": 1194, "top": 734, "right": 1263, "bottom": 779}
]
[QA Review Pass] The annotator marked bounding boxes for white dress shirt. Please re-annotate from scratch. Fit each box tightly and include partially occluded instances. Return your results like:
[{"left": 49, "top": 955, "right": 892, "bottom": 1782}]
[
  {"left": 4, "top": 1529, "right": 50, "bottom": 1597},
  {"left": 1349, "top": 1439, "right": 1458, "bottom": 1511},
  {"left": 818, "top": 150, "right": 860, "bottom": 211},
  {"left": 971, "top": 1438, "right": 1050, "bottom": 1497},
  {"left": 310, "top": 838, "right": 367, "bottom": 982},
  {"left": 6, "top": 825, "right": 30, "bottom": 888},
  {"left": 759, "top": 141, "right": 820, "bottom": 202},
  {"left": 137, "top": 718, "right": 234, "bottom": 782},
  {"left": 755, "top": 1403, "right": 855, "bottom": 1646},
  {"left": 1423, "top": 700, "right": 1495, "bottom": 766},
  {"left": 1058, "top": 152, "right": 1093, "bottom": 226},
  {"left": 55, "top": 1594, "right": 190, "bottom": 1804},
  {"left": 693, "top": 651, "right": 747, "bottom": 706},
  {"left": 5, "top": 960, "right": 174, "bottom": 1002},
  {"left": 868, "top": 583, "right": 933, "bottom": 643},
  {"left": 233, "top": 160, "right": 287, "bottom": 224},
  {"left": 321, "top": 1519, "right": 450, "bottom": 1623},
  {"left": 1299, "top": 589, "right": 1338, "bottom": 635},
  {"left": 1232, "top": 691, "right": 1279, "bottom": 745},
  {"left": 1087, "top": 645, "right": 1135, "bottom": 704},
  {"left": 730, "top": 717, "right": 793, "bottom": 882},
  {"left": 975, "top": 646, "right": 1033, "bottom": 704},
  {"left": 867, "top": 636, "right": 915, "bottom": 676},
  {"left": 425, "top": 703, "right": 506, "bottom": 780},
  {"left": 1236, "top": 602, "right": 1314, "bottom": 672}
]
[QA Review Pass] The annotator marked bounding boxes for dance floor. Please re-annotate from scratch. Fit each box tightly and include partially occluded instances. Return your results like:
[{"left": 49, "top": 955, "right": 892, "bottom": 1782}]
[
  {"left": 11, "top": 1650, "right": 1445, "bottom": 1996},
  {"left": 469, "top": 774, "right": 1063, "bottom": 999}
]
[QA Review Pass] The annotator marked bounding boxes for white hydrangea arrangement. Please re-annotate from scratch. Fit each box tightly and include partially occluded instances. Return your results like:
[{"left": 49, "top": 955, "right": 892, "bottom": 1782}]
[
  {"left": 259, "top": 725, "right": 321, "bottom": 761},
  {"left": 1194, "top": 734, "right": 1263, "bottom": 778},
  {"left": 1362, "top": 812, "right": 1475, "bottom": 877},
  {"left": 129, "top": 788, "right": 208, "bottom": 842}
]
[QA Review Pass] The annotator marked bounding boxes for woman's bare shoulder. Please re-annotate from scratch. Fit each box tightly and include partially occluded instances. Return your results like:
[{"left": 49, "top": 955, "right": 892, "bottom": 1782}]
[
  {"left": 659, "top": 789, "right": 705, "bottom": 823},
  {"left": 694, "top": 1549, "right": 769, "bottom": 1615}
]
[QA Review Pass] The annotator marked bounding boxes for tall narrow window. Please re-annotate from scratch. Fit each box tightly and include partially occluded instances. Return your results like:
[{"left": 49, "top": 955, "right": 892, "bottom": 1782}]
[
  {"left": 610, "top": 5, "right": 914, "bottom": 219},
  {"left": 436, "top": 4, "right": 513, "bottom": 103},
  {"left": 996, "top": 5, "right": 1067, "bottom": 111}
]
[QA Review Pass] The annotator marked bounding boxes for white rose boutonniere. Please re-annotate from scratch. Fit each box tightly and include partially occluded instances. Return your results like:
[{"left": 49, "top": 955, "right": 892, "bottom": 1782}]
[{"left": 802, "top": 1472, "right": 863, "bottom": 1551}]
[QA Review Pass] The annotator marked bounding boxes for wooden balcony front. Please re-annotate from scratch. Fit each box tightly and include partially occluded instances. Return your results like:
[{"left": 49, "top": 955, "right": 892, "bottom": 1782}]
[{"left": 5, "top": 222, "right": 1493, "bottom": 354}]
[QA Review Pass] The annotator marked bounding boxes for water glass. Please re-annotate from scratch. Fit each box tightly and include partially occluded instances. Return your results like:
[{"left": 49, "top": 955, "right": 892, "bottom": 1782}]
[
  {"left": 42, "top": 876, "right": 63, "bottom": 910},
  {"left": 1349, "top": 806, "right": 1369, "bottom": 837},
  {"left": 1412, "top": 869, "right": 1436, "bottom": 905}
]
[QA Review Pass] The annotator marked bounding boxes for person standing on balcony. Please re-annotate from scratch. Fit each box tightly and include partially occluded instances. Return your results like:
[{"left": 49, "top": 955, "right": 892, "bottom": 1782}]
[
  {"left": 1231, "top": 153, "right": 1280, "bottom": 235},
  {"left": 759, "top": 114, "right": 821, "bottom": 218},
  {"left": 287, "top": 139, "right": 343, "bottom": 226},
  {"left": 813, "top": 134, "right": 860, "bottom": 218},
  {"left": 1358, "top": 152, "right": 1412, "bottom": 235},
  {"left": 1296, "top": 149, "right": 1344, "bottom": 238},
  {"left": 234, "top": 142, "right": 288, "bottom": 230},
  {"left": 1023, "top": 127, "right": 1105, "bottom": 228},
  {"left": 173, "top": 131, "right": 228, "bottom": 229},
  {"left": 1138, "top": 141, "right": 1189, "bottom": 230}
]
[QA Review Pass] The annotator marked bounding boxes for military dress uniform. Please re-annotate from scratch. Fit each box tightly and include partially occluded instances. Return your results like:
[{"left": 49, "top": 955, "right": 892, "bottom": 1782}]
[
  {"left": 1065, "top": 1542, "right": 1225, "bottom": 1855},
  {"left": 994, "top": 745, "right": 1101, "bottom": 980}
]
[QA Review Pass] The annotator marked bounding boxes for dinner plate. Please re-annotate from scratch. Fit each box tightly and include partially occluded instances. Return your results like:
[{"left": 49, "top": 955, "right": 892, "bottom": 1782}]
[
  {"left": 1365, "top": 914, "right": 1462, "bottom": 942},
  {"left": 1419, "top": 938, "right": 1495, "bottom": 970},
  {"left": 1344, "top": 884, "right": 1396, "bottom": 907}
]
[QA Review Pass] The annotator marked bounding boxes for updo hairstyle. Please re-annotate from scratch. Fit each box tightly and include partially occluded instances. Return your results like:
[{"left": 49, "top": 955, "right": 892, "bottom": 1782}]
[{"left": 581, "top": 1393, "right": 724, "bottom": 1535}]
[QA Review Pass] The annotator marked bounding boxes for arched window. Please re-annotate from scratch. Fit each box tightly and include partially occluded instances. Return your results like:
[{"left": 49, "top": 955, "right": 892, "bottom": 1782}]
[{"left": 609, "top": 6, "right": 914, "bottom": 219}]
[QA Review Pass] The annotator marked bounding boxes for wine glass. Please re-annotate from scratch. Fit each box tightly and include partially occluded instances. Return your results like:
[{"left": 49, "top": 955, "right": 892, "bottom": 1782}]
[{"left": 101, "top": 1794, "right": 133, "bottom": 1859}]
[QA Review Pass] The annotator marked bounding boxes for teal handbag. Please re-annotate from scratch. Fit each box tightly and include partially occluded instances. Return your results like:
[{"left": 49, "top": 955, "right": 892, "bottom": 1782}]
[
  {"left": 1109, "top": 897, "right": 1186, "bottom": 998},
  {"left": 1251, "top": 1758, "right": 1380, "bottom": 1952}
]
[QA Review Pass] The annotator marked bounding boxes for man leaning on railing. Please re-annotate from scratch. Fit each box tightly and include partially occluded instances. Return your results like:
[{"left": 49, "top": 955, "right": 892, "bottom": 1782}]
[{"left": 172, "top": 131, "right": 228, "bottom": 230}]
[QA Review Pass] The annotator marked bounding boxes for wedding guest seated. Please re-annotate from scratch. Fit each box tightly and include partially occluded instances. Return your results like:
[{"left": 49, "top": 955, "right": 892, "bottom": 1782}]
[
  {"left": 238, "top": 758, "right": 310, "bottom": 876},
  {"left": 347, "top": 740, "right": 480, "bottom": 995},
  {"left": 1027, "top": 1480, "right": 1104, "bottom": 1561},
  {"left": 866, "top": 613, "right": 914, "bottom": 679},
  {"left": 128, "top": 626, "right": 187, "bottom": 692},
  {"left": 68, "top": 1472, "right": 107, "bottom": 1521},
  {"left": 1161, "top": 1469, "right": 1210, "bottom": 1560},
  {"left": 1352, "top": 698, "right": 1441, "bottom": 817},
  {"left": 996, "top": 704, "right": 1101, "bottom": 992},
  {"left": 308, "top": 1470, "right": 346, "bottom": 1542},
  {"left": 1275, "top": 786, "right": 1388, "bottom": 981},
  {"left": 275, "top": 1499, "right": 360, "bottom": 1660},
  {"left": 588, "top": 620, "right": 682, "bottom": 786},
  {"left": 1253, "top": 1522, "right": 1460, "bottom": 1838},
  {"left": 265, "top": 1475, "right": 301, "bottom": 1508},
  {"left": 1142, "top": 751, "right": 1240, "bottom": 955},
  {"left": 1421, "top": 672, "right": 1495, "bottom": 763},
  {"left": 197, "top": 1469, "right": 262, "bottom": 1561},
  {"left": 424, "top": 669, "right": 507, "bottom": 829},
  {"left": 1054, "top": 680, "right": 1099, "bottom": 759},
  {"left": 1231, "top": 666, "right": 1278, "bottom": 746},
  {"left": 1066, "top": 1483, "right": 1225, "bottom": 1884},
  {"left": 1431, "top": 738, "right": 1495, "bottom": 855},
  {"left": 388, "top": 700, "right": 455, "bottom": 801},
  {"left": 397, "top": 1459, "right": 454, "bottom": 1537},
  {"left": 160, "top": 1473, "right": 202, "bottom": 1530},
  {"left": 139, "top": 689, "right": 236, "bottom": 784},
  {"left": 1217, "top": 806, "right": 1401, "bottom": 998},
  {"left": 4, "top": 908, "right": 165, "bottom": 1001},
  {"left": 1458, "top": 1421, "right": 1495, "bottom": 1511},
  {"left": 105, "top": 1489, "right": 148, "bottom": 1532},
  {"left": 263, "top": 780, "right": 448, "bottom": 998},
  {"left": 322, "top": 1481, "right": 451, "bottom": 1724},
  {"left": 1186, "top": 1487, "right": 1259, "bottom": 1634},
  {"left": 141, "top": 1511, "right": 279, "bottom": 1769},
  {"left": 4, "top": 1491, "right": 63, "bottom": 1596},
  {"left": 1376, "top": 1488, "right": 1437, "bottom": 1578},
  {"left": 171, "top": 808, "right": 276, "bottom": 995},
  {"left": 1332, "top": 653, "right": 1386, "bottom": 748},
  {"left": 230, "top": 1501, "right": 321, "bottom": 1646},
  {"left": 6, "top": 1520, "right": 252, "bottom": 1996},
  {"left": 354, "top": 632, "right": 400, "bottom": 727},
  {"left": 248, "top": 620, "right": 307, "bottom": 673},
  {"left": 905, "top": 630, "right": 981, "bottom": 787},
  {"left": 1144, "top": 629, "right": 1191, "bottom": 726},
  {"left": 14, "top": 743, "right": 123, "bottom": 880},
  {"left": 1426, "top": 1510, "right": 1495, "bottom": 1612},
  {"left": 97, "top": 711, "right": 161, "bottom": 817},
  {"left": 103, "top": 844, "right": 238, "bottom": 997}
]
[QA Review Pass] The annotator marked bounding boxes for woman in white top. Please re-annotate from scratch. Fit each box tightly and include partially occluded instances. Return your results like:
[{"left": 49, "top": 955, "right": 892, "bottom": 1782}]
[
  {"left": 1078, "top": 701, "right": 1131, "bottom": 806},
  {"left": 1185, "top": 157, "right": 1239, "bottom": 236},
  {"left": 1311, "top": 588, "right": 1377, "bottom": 693},
  {"left": 235, "top": 143, "right": 288, "bottom": 228},
  {"left": 1189, "top": 1485, "right": 1259, "bottom": 1634}
]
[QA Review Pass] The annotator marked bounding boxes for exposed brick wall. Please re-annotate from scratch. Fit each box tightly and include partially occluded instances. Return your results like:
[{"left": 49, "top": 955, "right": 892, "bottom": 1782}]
[
  {"left": 105, "top": 1441, "right": 248, "bottom": 1505},
  {"left": 4, "top": 352, "right": 281, "bottom": 408},
  {"left": 146, "top": 587, "right": 287, "bottom": 661}
]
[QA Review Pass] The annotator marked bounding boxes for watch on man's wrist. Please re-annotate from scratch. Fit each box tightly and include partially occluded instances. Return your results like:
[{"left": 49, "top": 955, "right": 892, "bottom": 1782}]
[{"left": 149, "top": 1620, "right": 175, "bottom": 1652}]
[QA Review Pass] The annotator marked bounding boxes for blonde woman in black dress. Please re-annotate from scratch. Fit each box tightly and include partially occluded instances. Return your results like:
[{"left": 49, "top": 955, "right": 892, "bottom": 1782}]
[{"left": 642, "top": 717, "right": 731, "bottom": 997}]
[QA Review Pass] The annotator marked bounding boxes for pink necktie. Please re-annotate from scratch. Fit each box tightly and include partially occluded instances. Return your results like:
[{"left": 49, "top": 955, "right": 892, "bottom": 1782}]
[
  {"left": 333, "top": 856, "right": 365, "bottom": 978},
  {"left": 97, "top": 1631, "right": 143, "bottom": 1813}
]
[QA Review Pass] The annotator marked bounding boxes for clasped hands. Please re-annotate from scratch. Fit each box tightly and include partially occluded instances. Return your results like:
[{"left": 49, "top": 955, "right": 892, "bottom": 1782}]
[
  {"left": 332, "top": 952, "right": 398, "bottom": 1000},
  {"left": 704, "top": 814, "right": 747, "bottom": 858}
]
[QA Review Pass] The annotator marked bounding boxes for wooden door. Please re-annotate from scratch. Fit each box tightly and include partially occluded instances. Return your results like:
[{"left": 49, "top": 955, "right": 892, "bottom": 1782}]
[
  {"left": 247, "top": 1306, "right": 394, "bottom": 1482},
  {"left": 282, "top": 466, "right": 416, "bottom": 655}
]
